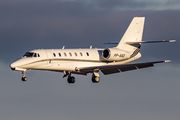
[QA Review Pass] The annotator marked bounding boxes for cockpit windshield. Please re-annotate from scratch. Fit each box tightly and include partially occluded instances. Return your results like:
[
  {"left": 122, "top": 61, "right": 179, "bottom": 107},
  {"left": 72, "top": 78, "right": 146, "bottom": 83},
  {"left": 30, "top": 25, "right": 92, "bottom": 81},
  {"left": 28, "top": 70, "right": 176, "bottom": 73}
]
[
  {"left": 23, "top": 52, "right": 34, "bottom": 57},
  {"left": 23, "top": 52, "right": 40, "bottom": 57}
]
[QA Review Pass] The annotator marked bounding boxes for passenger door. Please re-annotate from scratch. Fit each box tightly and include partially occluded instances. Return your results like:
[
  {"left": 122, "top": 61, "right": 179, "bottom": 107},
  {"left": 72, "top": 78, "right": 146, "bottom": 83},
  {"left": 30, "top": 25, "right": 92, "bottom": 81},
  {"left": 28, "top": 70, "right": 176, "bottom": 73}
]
[{"left": 46, "top": 51, "right": 53, "bottom": 67}]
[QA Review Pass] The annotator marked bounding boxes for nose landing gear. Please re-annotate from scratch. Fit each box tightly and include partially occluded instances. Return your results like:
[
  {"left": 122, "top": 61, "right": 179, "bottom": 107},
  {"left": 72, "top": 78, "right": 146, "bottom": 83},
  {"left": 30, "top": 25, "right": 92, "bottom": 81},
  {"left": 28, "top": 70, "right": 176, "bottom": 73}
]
[
  {"left": 22, "top": 76, "right": 27, "bottom": 81},
  {"left": 21, "top": 71, "right": 27, "bottom": 81}
]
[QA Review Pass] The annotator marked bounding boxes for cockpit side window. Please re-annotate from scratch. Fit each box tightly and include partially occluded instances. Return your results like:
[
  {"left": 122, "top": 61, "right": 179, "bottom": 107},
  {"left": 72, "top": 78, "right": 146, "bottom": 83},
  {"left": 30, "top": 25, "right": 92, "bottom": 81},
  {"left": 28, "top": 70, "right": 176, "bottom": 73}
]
[
  {"left": 34, "top": 53, "right": 37, "bottom": 57},
  {"left": 23, "top": 52, "right": 40, "bottom": 58},
  {"left": 23, "top": 52, "right": 34, "bottom": 57}
]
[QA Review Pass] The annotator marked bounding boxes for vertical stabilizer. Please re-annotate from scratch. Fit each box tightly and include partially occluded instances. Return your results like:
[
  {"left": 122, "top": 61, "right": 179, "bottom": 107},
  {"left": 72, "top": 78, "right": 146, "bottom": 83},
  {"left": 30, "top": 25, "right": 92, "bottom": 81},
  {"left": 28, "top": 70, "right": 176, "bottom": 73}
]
[{"left": 116, "top": 17, "right": 145, "bottom": 52}]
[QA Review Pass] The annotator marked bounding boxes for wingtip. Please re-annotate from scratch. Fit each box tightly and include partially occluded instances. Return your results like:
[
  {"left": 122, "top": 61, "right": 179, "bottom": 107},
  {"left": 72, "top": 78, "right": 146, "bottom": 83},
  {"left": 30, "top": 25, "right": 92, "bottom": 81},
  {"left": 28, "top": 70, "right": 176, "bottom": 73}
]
[
  {"left": 164, "top": 60, "right": 171, "bottom": 63},
  {"left": 169, "top": 40, "right": 176, "bottom": 42}
]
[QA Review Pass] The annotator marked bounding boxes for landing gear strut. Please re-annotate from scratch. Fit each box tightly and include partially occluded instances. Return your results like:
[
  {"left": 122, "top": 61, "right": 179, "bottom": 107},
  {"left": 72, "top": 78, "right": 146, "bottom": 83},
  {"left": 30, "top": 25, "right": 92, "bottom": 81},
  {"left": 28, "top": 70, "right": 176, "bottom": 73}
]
[
  {"left": 21, "top": 71, "right": 27, "bottom": 81},
  {"left": 92, "top": 72, "right": 100, "bottom": 83}
]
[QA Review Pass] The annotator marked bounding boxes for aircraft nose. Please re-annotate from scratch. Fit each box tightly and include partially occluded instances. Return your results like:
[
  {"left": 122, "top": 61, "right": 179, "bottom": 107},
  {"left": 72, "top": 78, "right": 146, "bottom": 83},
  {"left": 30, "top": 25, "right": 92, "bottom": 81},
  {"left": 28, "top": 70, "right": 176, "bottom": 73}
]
[
  {"left": 10, "top": 60, "right": 23, "bottom": 70},
  {"left": 10, "top": 62, "right": 17, "bottom": 70},
  {"left": 10, "top": 60, "right": 26, "bottom": 71}
]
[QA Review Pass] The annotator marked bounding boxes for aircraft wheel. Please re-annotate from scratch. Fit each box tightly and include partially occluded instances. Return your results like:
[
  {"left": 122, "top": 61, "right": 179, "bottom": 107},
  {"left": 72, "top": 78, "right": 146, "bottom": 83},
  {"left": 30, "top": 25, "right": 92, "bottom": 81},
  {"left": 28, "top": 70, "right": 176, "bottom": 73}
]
[
  {"left": 92, "top": 76, "right": 100, "bottom": 83},
  {"left": 22, "top": 76, "right": 27, "bottom": 81},
  {"left": 67, "top": 76, "right": 75, "bottom": 84}
]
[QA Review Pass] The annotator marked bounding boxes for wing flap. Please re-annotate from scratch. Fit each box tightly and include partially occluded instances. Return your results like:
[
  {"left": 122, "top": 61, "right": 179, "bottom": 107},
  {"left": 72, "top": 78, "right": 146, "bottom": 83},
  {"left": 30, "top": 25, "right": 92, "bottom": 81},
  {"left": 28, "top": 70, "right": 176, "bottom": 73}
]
[
  {"left": 136, "top": 63, "right": 154, "bottom": 69},
  {"left": 101, "top": 68, "right": 120, "bottom": 75},
  {"left": 119, "top": 66, "right": 137, "bottom": 72}
]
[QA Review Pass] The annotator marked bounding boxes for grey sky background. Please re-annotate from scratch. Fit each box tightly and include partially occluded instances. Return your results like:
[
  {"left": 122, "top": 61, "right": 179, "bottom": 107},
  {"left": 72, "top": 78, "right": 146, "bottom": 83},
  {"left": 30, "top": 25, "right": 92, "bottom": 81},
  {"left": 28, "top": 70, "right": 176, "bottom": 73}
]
[{"left": 0, "top": 0, "right": 180, "bottom": 120}]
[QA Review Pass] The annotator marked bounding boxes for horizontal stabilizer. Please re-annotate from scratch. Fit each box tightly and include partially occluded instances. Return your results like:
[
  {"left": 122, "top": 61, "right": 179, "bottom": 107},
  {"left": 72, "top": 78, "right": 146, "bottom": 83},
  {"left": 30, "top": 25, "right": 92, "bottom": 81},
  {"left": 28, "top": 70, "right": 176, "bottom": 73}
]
[
  {"left": 104, "top": 42, "right": 119, "bottom": 44},
  {"left": 126, "top": 40, "right": 176, "bottom": 44},
  {"left": 104, "top": 40, "right": 176, "bottom": 45}
]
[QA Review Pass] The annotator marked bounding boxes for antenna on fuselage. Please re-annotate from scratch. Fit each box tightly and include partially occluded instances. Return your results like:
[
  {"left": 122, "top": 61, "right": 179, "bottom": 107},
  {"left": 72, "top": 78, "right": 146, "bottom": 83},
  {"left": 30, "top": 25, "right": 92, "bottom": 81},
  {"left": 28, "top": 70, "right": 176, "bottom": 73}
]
[{"left": 62, "top": 46, "right": 65, "bottom": 49}]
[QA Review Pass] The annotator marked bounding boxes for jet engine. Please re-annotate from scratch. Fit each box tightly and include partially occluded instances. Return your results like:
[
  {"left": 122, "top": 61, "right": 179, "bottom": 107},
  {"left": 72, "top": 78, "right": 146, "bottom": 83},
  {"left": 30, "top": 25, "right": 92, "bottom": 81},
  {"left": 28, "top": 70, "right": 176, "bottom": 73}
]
[{"left": 102, "top": 48, "right": 130, "bottom": 61}]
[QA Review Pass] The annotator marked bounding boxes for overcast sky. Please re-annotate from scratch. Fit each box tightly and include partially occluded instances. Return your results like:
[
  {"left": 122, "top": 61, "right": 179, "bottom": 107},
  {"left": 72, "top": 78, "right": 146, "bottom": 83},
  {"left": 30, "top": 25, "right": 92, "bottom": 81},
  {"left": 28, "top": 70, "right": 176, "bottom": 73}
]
[{"left": 0, "top": 0, "right": 180, "bottom": 120}]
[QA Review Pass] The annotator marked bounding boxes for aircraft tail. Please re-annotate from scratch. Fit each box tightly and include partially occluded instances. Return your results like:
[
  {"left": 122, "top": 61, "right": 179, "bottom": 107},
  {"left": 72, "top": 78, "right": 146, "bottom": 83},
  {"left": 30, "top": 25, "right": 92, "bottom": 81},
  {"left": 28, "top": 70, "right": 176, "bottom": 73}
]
[{"left": 116, "top": 17, "right": 145, "bottom": 52}]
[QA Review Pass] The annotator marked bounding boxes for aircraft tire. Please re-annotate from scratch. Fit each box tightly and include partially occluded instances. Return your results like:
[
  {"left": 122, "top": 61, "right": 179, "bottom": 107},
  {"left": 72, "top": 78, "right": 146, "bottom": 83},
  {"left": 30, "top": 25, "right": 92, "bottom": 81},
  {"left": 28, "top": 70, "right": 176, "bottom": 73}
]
[
  {"left": 67, "top": 76, "right": 75, "bottom": 84},
  {"left": 92, "top": 76, "right": 100, "bottom": 83},
  {"left": 22, "top": 77, "right": 27, "bottom": 81}
]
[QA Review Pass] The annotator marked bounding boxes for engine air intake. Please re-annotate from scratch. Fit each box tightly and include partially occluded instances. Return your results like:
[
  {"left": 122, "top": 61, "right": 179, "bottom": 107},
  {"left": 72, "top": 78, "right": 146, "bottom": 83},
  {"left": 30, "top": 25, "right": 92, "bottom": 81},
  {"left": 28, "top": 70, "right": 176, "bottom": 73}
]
[
  {"left": 102, "top": 48, "right": 131, "bottom": 61},
  {"left": 103, "top": 49, "right": 110, "bottom": 58}
]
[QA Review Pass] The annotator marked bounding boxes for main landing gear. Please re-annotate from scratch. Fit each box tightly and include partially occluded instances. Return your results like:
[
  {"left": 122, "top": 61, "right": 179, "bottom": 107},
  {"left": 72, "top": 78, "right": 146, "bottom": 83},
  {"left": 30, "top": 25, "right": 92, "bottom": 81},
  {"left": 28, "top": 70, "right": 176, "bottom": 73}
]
[
  {"left": 63, "top": 71, "right": 100, "bottom": 84},
  {"left": 67, "top": 76, "right": 75, "bottom": 84},
  {"left": 92, "top": 72, "right": 100, "bottom": 83},
  {"left": 63, "top": 71, "right": 75, "bottom": 84},
  {"left": 21, "top": 71, "right": 27, "bottom": 81}
]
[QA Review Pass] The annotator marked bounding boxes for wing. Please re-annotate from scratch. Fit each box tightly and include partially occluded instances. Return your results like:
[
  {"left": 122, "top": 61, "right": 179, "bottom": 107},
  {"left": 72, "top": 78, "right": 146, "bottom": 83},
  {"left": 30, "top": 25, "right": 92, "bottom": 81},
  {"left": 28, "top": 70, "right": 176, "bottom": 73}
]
[{"left": 78, "top": 60, "right": 171, "bottom": 75}]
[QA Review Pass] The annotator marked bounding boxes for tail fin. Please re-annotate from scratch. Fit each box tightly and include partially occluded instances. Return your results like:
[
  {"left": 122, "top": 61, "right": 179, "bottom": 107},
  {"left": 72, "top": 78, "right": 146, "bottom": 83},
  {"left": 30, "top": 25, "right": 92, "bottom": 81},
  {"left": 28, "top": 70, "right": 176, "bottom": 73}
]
[{"left": 116, "top": 17, "right": 145, "bottom": 52}]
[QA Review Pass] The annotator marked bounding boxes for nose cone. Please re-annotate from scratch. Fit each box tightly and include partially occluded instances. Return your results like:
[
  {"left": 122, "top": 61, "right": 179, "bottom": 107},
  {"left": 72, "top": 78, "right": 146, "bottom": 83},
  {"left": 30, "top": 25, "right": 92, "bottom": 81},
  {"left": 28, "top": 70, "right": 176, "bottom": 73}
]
[
  {"left": 10, "top": 58, "right": 27, "bottom": 71},
  {"left": 10, "top": 61, "right": 18, "bottom": 70},
  {"left": 10, "top": 62, "right": 16, "bottom": 70},
  {"left": 10, "top": 59, "right": 24, "bottom": 70}
]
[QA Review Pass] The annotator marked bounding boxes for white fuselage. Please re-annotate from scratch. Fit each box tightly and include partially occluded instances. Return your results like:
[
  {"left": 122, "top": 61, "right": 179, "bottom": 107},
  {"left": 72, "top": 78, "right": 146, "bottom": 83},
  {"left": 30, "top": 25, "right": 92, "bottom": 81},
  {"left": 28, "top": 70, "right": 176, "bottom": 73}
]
[
  {"left": 10, "top": 17, "right": 172, "bottom": 83},
  {"left": 10, "top": 48, "right": 141, "bottom": 74}
]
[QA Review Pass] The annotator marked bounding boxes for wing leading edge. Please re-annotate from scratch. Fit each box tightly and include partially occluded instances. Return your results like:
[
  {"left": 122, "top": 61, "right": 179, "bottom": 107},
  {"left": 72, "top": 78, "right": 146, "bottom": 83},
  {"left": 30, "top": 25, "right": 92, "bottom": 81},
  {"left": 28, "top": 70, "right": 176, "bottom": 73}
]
[{"left": 78, "top": 60, "right": 171, "bottom": 75}]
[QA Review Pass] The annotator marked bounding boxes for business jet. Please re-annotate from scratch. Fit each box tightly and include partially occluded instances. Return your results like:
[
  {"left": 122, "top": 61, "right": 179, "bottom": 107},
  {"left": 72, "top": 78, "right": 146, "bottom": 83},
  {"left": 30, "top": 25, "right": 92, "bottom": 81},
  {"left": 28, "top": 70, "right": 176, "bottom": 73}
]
[{"left": 10, "top": 17, "right": 175, "bottom": 83}]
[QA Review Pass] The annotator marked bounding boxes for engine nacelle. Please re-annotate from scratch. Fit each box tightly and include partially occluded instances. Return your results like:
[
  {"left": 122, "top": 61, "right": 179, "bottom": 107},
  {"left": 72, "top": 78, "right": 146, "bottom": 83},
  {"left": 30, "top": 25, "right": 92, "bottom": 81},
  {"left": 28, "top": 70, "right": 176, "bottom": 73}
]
[{"left": 102, "top": 48, "right": 130, "bottom": 61}]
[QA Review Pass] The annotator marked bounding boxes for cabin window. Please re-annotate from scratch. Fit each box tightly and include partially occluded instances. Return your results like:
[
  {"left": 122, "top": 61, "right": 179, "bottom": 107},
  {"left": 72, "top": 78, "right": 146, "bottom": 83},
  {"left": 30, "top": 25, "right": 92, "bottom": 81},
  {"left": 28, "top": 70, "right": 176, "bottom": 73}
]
[
  {"left": 74, "top": 52, "right": 77, "bottom": 56},
  {"left": 38, "top": 54, "right": 40, "bottom": 57},
  {"left": 69, "top": 53, "right": 72, "bottom": 57},
  {"left": 80, "top": 52, "right": 83, "bottom": 56},
  {"left": 64, "top": 53, "right": 67, "bottom": 57},
  {"left": 86, "top": 52, "right": 89, "bottom": 56},
  {"left": 59, "top": 53, "right": 61, "bottom": 57},
  {"left": 53, "top": 53, "right": 56, "bottom": 57}
]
